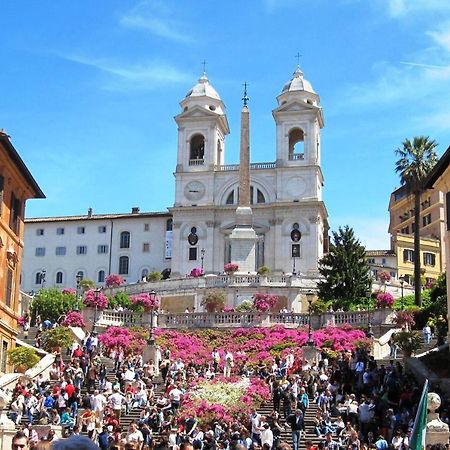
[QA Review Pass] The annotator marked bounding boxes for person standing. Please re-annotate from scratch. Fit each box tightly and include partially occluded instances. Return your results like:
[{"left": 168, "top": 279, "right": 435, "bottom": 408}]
[
  {"left": 422, "top": 324, "right": 432, "bottom": 344},
  {"left": 287, "top": 409, "right": 304, "bottom": 450},
  {"left": 212, "top": 348, "right": 220, "bottom": 373},
  {"left": 224, "top": 350, "right": 234, "bottom": 378}
]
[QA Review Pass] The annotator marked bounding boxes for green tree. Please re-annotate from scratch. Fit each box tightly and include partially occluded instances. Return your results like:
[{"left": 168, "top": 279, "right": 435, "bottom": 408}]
[
  {"left": 318, "top": 226, "right": 371, "bottom": 310},
  {"left": 31, "top": 288, "right": 81, "bottom": 322},
  {"left": 395, "top": 136, "right": 438, "bottom": 306},
  {"left": 79, "top": 278, "right": 95, "bottom": 291},
  {"left": 7, "top": 347, "right": 40, "bottom": 370}
]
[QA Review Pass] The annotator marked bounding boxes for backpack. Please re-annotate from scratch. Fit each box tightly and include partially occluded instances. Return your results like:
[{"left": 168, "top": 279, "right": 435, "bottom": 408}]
[{"left": 44, "top": 396, "right": 54, "bottom": 408}]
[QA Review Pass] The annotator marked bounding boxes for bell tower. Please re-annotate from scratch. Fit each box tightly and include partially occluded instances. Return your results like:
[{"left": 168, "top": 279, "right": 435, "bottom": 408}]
[
  {"left": 272, "top": 66, "right": 324, "bottom": 167},
  {"left": 174, "top": 73, "right": 229, "bottom": 175}
]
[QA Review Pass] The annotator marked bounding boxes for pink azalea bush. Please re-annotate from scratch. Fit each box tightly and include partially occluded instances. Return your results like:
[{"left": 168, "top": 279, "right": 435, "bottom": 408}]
[
  {"left": 156, "top": 325, "right": 366, "bottom": 368},
  {"left": 130, "top": 293, "right": 160, "bottom": 311},
  {"left": 223, "top": 306, "right": 235, "bottom": 312},
  {"left": 190, "top": 267, "right": 203, "bottom": 277},
  {"left": 105, "top": 274, "right": 125, "bottom": 288},
  {"left": 224, "top": 263, "right": 239, "bottom": 273},
  {"left": 376, "top": 292, "right": 394, "bottom": 308},
  {"left": 62, "top": 311, "right": 86, "bottom": 328},
  {"left": 99, "top": 326, "right": 147, "bottom": 355},
  {"left": 378, "top": 271, "right": 391, "bottom": 284},
  {"left": 17, "top": 316, "right": 25, "bottom": 326},
  {"left": 62, "top": 288, "right": 77, "bottom": 296},
  {"left": 83, "top": 290, "right": 109, "bottom": 309},
  {"left": 393, "top": 310, "right": 416, "bottom": 328},
  {"left": 252, "top": 293, "right": 278, "bottom": 312}
]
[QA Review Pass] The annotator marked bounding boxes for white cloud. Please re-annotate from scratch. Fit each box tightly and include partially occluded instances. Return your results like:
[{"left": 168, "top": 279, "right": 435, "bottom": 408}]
[
  {"left": 119, "top": 1, "right": 194, "bottom": 43},
  {"left": 383, "top": 0, "right": 450, "bottom": 18},
  {"left": 63, "top": 54, "right": 191, "bottom": 90}
]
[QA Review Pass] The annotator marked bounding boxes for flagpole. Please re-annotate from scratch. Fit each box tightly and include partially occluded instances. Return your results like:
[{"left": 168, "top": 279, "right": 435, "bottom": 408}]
[{"left": 410, "top": 379, "right": 429, "bottom": 450}]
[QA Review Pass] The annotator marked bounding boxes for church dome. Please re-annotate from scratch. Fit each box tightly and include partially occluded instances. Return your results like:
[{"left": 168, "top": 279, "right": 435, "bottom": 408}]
[
  {"left": 281, "top": 66, "right": 315, "bottom": 94},
  {"left": 185, "top": 74, "right": 221, "bottom": 100}
]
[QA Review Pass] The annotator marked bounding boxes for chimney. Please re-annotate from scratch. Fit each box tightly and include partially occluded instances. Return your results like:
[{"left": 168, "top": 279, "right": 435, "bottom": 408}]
[
  {"left": 131, "top": 207, "right": 140, "bottom": 214},
  {"left": 87, "top": 207, "right": 93, "bottom": 218}
]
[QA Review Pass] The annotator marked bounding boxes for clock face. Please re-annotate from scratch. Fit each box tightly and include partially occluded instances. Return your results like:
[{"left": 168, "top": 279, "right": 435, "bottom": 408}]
[{"left": 184, "top": 181, "right": 205, "bottom": 201}]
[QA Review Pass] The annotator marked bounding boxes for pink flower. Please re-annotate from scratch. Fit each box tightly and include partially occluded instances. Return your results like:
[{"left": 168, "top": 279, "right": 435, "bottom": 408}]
[
  {"left": 105, "top": 274, "right": 125, "bottom": 288},
  {"left": 83, "top": 290, "right": 109, "bottom": 309},
  {"left": 224, "top": 263, "right": 239, "bottom": 273},
  {"left": 376, "top": 292, "right": 394, "bottom": 308},
  {"left": 190, "top": 268, "right": 203, "bottom": 277},
  {"left": 253, "top": 293, "right": 278, "bottom": 312},
  {"left": 378, "top": 271, "right": 391, "bottom": 284},
  {"left": 17, "top": 316, "right": 25, "bottom": 326},
  {"left": 62, "top": 288, "right": 76, "bottom": 296},
  {"left": 130, "top": 293, "right": 160, "bottom": 311},
  {"left": 62, "top": 311, "right": 86, "bottom": 328}
]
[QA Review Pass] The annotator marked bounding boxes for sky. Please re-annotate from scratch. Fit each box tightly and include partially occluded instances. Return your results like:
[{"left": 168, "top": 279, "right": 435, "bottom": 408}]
[{"left": 2, "top": 0, "right": 450, "bottom": 250}]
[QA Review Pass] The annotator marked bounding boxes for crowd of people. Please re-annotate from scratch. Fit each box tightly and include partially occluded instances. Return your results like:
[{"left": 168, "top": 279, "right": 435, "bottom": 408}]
[{"left": 7, "top": 320, "right": 450, "bottom": 450}]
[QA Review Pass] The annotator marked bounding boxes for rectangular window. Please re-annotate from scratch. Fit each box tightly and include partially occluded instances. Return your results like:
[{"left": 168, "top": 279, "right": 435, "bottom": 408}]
[
  {"left": 1, "top": 341, "right": 7, "bottom": 373},
  {"left": 77, "top": 226, "right": 85, "bottom": 234},
  {"left": 56, "top": 227, "right": 65, "bottom": 235},
  {"left": 97, "top": 245, "right": 109, "bottom": 254},
  {"left": 423, "top": 213, "right": 432, "bottom": 227},
  {"left": 5, "top": 268, "right": 13, "bottom": 308},
  {"left": 411, "top": 222, "right": 415, "bottom": 233},
  {"left": 143, "top": 242, "right": 150, "bottom": 252},
  {"left": 144, "top": 223, "right": 150, "bottom": 231},
  {"left": 98, "top": 225, "right": 107, "bottom": 233},
  {"left": 9, "top": 192, "right": 21, "bottom": 234},
  {"left": 0, "top": 174, "right": 4, "bottom": 215},
  {"left": 36, "top": 228, "right": 44, "bottom": 236},
  {"left": 55, "top": 246, "right": 66, "bottom": 256},
  {"left": 401, "top": 226, "right": 409, "bottom": 234},
  {"left": 446, "top": 191, "right": 450, "bottom": 231},
  {"left": 35, "top": 247, "right": 46, "bottom": 257},
  {"left": 291, "top": 243, "right": 300, "bottom": 258},
  {"left": 382, "top": 258, "right": 386, "bottom": 265},
  {"left": 424, "top": 252, "right": 436, "bottom": 266},
  {"left": 76, "top": 245, "right": 87, "bottom": 255},
  {"left": 367, "top": 258, "right": 375, "bottom": 264},
  {"left": 403, "top": 249, "right": 414, "bottom": 263},
  {"left": 189, "top": 247, "right": 197, "bottom": 261},
  {"left": 390, "top": 271, "right": 396, "bottom": 278}
]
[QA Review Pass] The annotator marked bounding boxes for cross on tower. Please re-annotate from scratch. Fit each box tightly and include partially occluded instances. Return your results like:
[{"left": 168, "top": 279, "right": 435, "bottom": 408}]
[
  {"left": 202, "top": 60, "right": 207, "bottom": 74},
  {"left": 295, "top": 52, "right": 302, "bottom": 67},
  {"left": 242, "top": 81, "right": 249, "bottom": 106}
]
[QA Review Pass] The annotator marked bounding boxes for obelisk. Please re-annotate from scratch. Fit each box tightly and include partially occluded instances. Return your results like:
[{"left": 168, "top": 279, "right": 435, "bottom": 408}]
[{"left": 229, "top": 83, "right": 257, "bottom": 273}]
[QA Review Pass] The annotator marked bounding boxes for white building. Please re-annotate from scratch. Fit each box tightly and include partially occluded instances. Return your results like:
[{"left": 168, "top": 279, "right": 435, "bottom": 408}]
[
  {"left": 21, "top": 66, "right": 329, "bottom": 291},
  {"left": 22, "top": 209, "right": 172, "bottom": 291}
]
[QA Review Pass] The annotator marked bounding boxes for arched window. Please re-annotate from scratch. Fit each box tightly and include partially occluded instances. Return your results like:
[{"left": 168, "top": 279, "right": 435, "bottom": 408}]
[
  {"left": 288, "top": 128, "right": 305, "bottom": 160},
  {"left": 141, "top": 268, "right": 149, "bottom": 280},
  {"left": 35, "top": 272, "right": 43, "bottom": 285},
  {"left": 55, "top": 271, "right": 63, "bottom": 284},
  {"left": 119, "top": 256, "right": 129, "bottom": 275},
  {"left": 76, "top": 270, "right": 84, "bottom": 281},
  {"left": 166, "top": 219, "right": 173, "bottom": 231},
  {"left": 225, "top": 186, "right": 265, "bottom": 205},
  {"left": 120, "top": 231, "right": 130, "bottom": 249},
  {"left": 98, "top": 270, "right": 105, "bottom": 283},
  {"left": 189, "top": 134, "right": 205, "bottom": 162},
  {"left": 226, "top": 191, "right": 234, "bottom": 204}
]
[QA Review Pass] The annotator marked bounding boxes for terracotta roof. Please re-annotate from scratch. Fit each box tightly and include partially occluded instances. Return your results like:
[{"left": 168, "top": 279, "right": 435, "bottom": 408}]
[
  {"left": 25, "top": 210, "right": 171, "bottom": 223},
  {"left": 365, "top": 250, "right": 396, "bottom": 257},
  {"left": 0, "top": 131, "right": 45, "bottom": 198}
]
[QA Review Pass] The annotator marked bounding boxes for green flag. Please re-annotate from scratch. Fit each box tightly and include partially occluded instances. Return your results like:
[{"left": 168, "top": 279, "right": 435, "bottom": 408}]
[{"left": 410, "top": 379, "right": 429, "bottom": 450}]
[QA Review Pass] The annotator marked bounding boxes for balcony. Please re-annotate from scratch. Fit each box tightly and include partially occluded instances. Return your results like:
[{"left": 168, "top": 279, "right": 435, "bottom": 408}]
[
  {"left": 189, "top": 158, "right": 204, "bottom": 166},
  {"left": 288, "top": 153, "right": 305, "bottom": 161}
]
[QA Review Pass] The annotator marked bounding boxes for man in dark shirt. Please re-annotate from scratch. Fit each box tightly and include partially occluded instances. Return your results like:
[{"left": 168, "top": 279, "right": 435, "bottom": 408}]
[{"left": 287, "top": 409, "right": 304, "bottom": 450}]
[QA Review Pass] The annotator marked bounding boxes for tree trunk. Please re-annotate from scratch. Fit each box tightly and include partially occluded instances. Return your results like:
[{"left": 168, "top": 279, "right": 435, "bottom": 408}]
[{"left": 414, "top": 192, "right": 422, "bottom": 307}]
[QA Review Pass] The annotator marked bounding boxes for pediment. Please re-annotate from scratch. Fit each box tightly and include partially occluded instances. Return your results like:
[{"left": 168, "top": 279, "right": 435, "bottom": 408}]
[
  {"left": 176, "top": 105, "right": 219, "bottom": 120},
  {"left": 274, "top": 100, "right": 317, "bottom": 113}
]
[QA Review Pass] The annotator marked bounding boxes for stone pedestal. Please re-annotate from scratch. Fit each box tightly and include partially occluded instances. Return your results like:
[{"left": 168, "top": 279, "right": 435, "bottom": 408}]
[
  {"left": 143, "top": 343, "right": 160, "bottom": 375},
  {"left": 230, "top": 207, "right": 257, "bottom": 274},
  {"left": 302, "top": 345, "right": 319, "bottom": 365},
  {"left": 0, "top": 391, "right": 17, "bottom": 450},
  {"left": 426, "top": 392, "right": 450, "bottom": 446}
]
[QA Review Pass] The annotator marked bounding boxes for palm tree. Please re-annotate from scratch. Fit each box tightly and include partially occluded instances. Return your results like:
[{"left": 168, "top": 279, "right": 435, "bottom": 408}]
[{"left": 395, "top": 136, "right": 438, "bottom": 306}]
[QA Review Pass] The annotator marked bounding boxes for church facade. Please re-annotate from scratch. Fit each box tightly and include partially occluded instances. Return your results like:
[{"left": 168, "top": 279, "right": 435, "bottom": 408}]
[{"left": 21, "top": 67, "right": 329, "bottom": 292}]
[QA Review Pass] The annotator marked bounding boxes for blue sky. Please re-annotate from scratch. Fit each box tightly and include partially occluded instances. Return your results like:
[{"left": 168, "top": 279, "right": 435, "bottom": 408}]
[{"left": 2, "top": 0, "right": 450, "bottom": 249}]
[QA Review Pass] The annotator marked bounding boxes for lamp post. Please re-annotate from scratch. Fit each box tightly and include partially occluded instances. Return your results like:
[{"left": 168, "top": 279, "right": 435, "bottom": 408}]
[
  {"left": 200, "top": 248, "right": 206, "bottom": 274},
  {"left": 306, "top": 290, "right": 314, "bottom": 346},
  {"left": 148, "top": 290, "right": 157, "bottom": 346},
  {"left": 366, "top": 288, "right": 374, "bottom": 338},
  {"left": 93, "top": 288, "right": 101, "bottom": 332},
  {"left": 399, "top": 275, "right": 405, "bottom": 311},
  {"left": 292, "top": 256, "right": 297, "bottom": 276},
  {"left": 40, "top": 269, "right": 46, "bottom": 289}
]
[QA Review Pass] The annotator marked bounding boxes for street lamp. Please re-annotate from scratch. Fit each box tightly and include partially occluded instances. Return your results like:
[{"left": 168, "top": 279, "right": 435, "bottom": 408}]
[
  {"left": 200, "top": 248, "right": 206, "bottom": 273},
  {"left": 148, "top": 290, "right": 157, "bottom": 346},
  {"left": 306, "top": 290, "right": 315, "bottom": 346},
  {"left": 93, "top": 288, "right": 101, "bottom": 332},
  {"left": 399, "top": 275, "right": 405, "bottom": 311},
  {"left": 292, "top": 256, "right": 297, "bottom": 276},
  {"left": 40, "top": 269, "right": 46, "bottom": 289},
  {"left": 366, "top": 288, "right": 374, "bottom": 338}
]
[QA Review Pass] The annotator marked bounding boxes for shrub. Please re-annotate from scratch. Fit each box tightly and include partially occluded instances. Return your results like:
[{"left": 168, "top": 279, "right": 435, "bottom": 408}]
[
  {"left": 108, "top": 292, "right": 132, "bottom": 310},
  {"left": 224, "top": 263, "right": 239, "bottom": 274},
  {"left": 31, "top": 288, "right": 81, "bottom": 323},
  {"left": 40, "top": 327, "right": 74, "bottom": 352},
  {"left": 62, "top": 311, "right": 86, "bottom": 328},
  {"left": 310, "top": 299, "right": 332, "bottom": 313},
  {"left": 378, "top": 272, "right": 391, "bottom": 284},
  {"left": 130, "top": 293, "right": 160, "bottom": 312},
  {"left": 252, "top": 293, "right": 278, "bottom": 312},
  {"left": 202, "top": 291, "right": 226, "bottom": 312},
  {"left": 99, "top": 327, "right": 146, "bottom": 355},
  {"left": 79, "top": 279, "right": 95, "bottom": 291},
  {"left": 393, "top": 310, "right": 415, "bottom": 328},
  {"left": 257, "top": 266, "right": 270, "bottom": 276},
  {"left": 147, "top": 271, "right": 162, "bottom": 282},
  {"left": 190, "top": 267, "right": 203, "bottom": 277},
  {"left": 7, "top": 347, "right": 40, "bottom": 370},
  {"left": 376, "top": 292, "right": 394, "bottom": 308},
  {"left": 235, "top": 300, "right": 254, "bottom": 312},
  {"left": 392, "top": 330, "right": 422, "bottom": 356},
  {"left": 105, "top": 274, "right": 125, "bottom": 288},
  {"left": 83, "top": 290, "right": 109, "bottom": 309}
]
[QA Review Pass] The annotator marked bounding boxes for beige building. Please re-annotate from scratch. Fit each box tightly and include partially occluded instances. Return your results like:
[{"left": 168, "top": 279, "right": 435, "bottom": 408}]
[
  {"left": 424, "top": 145, "right": 450, "bottom": 341},
  {"left": 0, "top": 130, "right": 44, "bottom": 374},
  {"left": 388, "top": 182, "right": 446, "bottom": 280},
  {"left": 365, "top": 249, "right": 397, "bottom": 281}
]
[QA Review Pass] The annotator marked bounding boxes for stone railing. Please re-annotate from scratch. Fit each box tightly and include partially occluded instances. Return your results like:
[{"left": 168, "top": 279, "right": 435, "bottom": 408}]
[
  {"left": 96, "top": 309, "right": 393, "bottom": 329},
  {"left": 214, "top": 162, "right": 276, "bottom": 171}
]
